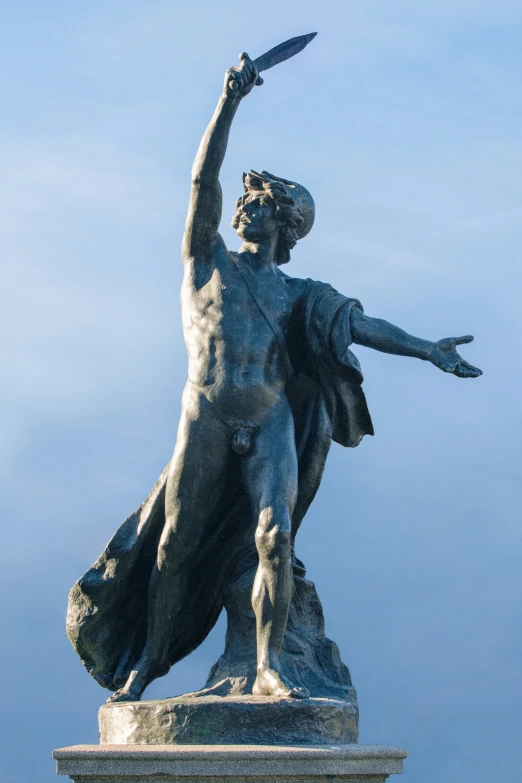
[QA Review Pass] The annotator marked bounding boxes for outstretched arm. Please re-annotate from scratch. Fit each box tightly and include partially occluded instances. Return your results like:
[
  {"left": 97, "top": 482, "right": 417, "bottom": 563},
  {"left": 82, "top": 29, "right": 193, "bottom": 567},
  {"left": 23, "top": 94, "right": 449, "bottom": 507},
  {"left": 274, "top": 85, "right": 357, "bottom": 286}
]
[
  {"left": 350, "top": 307, "right": 482, "bottom": 378},
  {"left": 182, "top": 53, "right": 259, "bottom": 264}
]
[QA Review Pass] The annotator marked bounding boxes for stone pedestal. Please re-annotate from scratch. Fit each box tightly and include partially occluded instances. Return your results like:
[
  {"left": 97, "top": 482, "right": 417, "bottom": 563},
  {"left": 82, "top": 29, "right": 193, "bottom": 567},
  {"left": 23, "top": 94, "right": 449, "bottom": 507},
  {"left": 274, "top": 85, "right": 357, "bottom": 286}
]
[
  {"left": 55, "top": 694, "right": 405, "bottom": 781},
  {"left": 99, "top": 695, "right": 358, "bottom": 746},
  {"left": 53, "top": 743, "right": 407, "bottom": 783}
]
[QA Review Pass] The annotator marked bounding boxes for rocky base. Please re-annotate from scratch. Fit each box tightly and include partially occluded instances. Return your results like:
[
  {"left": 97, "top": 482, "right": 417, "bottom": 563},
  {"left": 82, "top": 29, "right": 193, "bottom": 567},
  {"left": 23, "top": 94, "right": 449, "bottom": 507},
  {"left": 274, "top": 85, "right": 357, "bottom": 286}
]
[
  {"left": 54, "top": 743, "right": 407, "bottom": 783},
  {"left": 99, "top": 695, "right": 358, "bottom": 746},
  {"left": 206, "top": 566, "right": 357, "bottom": 704}
]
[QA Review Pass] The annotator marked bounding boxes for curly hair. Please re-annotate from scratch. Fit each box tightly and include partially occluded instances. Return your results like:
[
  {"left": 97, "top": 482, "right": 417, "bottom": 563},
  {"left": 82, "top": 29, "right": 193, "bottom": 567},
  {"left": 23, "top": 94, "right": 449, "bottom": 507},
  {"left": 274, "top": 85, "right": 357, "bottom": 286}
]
[{"left": 231, "top": 171, "right": 305, "bottom": 265}]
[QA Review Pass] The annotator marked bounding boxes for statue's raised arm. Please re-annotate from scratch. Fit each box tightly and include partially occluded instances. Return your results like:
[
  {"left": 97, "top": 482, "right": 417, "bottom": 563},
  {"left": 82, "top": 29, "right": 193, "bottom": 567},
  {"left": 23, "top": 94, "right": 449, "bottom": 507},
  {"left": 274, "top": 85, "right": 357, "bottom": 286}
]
[{"left": 181, "top": 53, "right": 259, "bottom": 264}]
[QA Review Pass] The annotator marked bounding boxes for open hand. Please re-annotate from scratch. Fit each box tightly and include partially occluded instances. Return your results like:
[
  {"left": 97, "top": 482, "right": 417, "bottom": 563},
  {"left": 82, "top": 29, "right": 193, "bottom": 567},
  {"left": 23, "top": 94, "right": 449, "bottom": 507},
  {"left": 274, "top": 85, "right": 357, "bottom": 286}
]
[
  {"left": 224, "top": 52, "right": 263, "bottom": 98},
  {"left": 429, "top": 335, "right": 482, "bottom": 378}
]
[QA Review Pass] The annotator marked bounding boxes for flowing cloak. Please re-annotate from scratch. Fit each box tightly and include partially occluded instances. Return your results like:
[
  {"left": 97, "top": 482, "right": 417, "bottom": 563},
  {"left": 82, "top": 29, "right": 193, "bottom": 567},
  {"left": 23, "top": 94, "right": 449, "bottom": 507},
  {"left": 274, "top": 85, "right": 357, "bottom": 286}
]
[{"left": 66, "top": 277, "right": 375, "bottom": 691}]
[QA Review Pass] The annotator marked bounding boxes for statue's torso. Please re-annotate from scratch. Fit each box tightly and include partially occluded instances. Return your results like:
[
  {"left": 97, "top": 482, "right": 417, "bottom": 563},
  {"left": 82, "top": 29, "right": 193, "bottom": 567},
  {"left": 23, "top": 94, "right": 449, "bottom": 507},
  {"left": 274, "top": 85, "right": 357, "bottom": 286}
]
[{"left": 181, "top": 238, "right": 305, "bottom": 421}]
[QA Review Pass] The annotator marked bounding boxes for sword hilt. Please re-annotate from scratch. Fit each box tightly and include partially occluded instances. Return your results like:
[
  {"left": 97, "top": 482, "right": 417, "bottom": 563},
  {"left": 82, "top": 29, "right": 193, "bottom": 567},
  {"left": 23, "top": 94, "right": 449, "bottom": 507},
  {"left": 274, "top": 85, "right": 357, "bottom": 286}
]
[
  {"left": 229, "top": 75, "right": 264, "bottom": 92},
  {"left": 228, "top": 52, "right": 263, "bottom": 93}
]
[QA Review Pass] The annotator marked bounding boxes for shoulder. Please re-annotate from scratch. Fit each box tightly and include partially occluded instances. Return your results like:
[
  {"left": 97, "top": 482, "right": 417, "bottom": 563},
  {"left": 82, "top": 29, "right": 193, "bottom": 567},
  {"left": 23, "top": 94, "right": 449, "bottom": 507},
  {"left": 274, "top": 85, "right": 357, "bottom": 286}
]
[
  {"left": 280, "top": 273, "right": 348, "bottom": 297},
  {"left": 279, "top": 271, "right": 363, "bottom": 313},
  {"left": 183, "top": 233, "right": 230, "bottom": 270},
  {"left": 183, "top": 234, "right": 232, "bottom": 290},
  {"left": 306, "top": 278, "right": 363, "bottom": 313},
  {"left": 279, "top": 270, "right": 314, "bottom": 299}
]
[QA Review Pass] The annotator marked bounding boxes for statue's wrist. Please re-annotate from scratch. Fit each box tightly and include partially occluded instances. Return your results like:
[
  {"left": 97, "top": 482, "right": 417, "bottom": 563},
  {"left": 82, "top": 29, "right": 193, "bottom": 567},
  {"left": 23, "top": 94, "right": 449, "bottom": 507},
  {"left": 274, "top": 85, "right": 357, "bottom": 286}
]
[
  {"left": 424, "top": 341, "right": 436, "bottom": 362},
  {"left": 221, "top": 88, "right": 242, "bottom": 105}
]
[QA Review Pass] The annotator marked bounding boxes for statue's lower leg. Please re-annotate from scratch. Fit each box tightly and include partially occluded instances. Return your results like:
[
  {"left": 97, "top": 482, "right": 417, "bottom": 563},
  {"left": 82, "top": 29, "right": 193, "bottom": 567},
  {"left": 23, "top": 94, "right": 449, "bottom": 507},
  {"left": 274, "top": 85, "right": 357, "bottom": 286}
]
[
  {"left": 106, "top": 561, "right": 176, "bottom": 703},
  {"left": 107, "top": 666, "right": 152, "bottom": 703},
  {"left": 251, "top": 518, "right": 309, "bottom": 699}
]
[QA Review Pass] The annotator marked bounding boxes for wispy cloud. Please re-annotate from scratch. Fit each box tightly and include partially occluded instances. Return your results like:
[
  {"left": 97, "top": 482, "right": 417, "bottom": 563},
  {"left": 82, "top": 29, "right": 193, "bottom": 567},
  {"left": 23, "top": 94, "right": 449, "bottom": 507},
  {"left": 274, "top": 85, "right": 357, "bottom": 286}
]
[
  {"left": 0, "top": 132, "right": 185, "bottom": 465},
  {"left": 0, "top": 135, "right": 177, "bottom": 234}
]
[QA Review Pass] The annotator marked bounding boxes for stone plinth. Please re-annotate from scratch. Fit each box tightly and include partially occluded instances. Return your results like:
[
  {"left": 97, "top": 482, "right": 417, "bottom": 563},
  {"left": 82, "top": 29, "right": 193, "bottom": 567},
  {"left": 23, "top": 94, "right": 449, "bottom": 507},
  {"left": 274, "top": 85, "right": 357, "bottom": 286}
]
[
  {"left": 99, "top": 695, "right": 358, "bottom": 746},
  {"left": 53, "top": 743, "right": 407, "bottom": 783}
]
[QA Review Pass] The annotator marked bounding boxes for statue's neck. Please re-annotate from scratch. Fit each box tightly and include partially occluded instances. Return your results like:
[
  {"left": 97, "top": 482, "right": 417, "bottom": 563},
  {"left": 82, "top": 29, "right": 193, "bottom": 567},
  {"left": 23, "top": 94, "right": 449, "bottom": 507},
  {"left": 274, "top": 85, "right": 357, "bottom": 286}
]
[{"left": 237, "top": 240, "right": 278, "bottom": 271}]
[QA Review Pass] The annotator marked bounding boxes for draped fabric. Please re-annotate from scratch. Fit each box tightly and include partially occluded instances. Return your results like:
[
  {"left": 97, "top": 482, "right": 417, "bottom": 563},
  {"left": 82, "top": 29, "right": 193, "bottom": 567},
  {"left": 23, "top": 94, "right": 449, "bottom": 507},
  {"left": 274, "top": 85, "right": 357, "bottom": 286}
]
[{"left": 66, "top": 279, "right": 374, "bottom": 691}]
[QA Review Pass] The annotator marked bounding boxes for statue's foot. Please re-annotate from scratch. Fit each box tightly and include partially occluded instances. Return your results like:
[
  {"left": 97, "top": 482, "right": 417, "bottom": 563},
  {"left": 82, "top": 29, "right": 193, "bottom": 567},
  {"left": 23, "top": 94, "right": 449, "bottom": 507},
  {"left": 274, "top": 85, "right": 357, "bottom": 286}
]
[
  {"left": 106, "top": 686, "right": 142, "bottom": 703},
  {"left": 253, "top": 668, "right": 310, "bottom": 699},
  {"left": 106, "top": 670, "right": 148, "bottom": 703}
]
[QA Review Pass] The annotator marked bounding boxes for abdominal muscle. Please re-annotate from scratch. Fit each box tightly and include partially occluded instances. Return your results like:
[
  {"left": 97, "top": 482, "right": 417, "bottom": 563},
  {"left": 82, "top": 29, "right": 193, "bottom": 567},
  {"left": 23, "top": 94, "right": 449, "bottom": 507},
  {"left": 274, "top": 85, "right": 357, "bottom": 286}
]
[
  {"left": 185, "top": 324, "right": 287, "bottom": 424},
  {"left": 181, "top": 252, "right": 292, "bottom": 424},
  {"left": 185, "top": 306, "right": 287, "bottom": 426}
]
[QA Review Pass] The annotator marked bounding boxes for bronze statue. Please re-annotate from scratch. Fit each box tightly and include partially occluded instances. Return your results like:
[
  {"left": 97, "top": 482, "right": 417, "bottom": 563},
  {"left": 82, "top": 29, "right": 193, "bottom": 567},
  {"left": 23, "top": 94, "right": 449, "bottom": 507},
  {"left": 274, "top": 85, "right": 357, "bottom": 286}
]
[{"left": 67, "top": 35, "right": 481, "bottom": 706}]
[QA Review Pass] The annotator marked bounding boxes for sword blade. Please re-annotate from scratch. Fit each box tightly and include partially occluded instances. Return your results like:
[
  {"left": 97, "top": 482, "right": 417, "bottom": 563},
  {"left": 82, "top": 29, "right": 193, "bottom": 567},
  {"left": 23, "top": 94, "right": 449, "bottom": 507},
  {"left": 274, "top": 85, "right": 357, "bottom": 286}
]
[{"left": 253, "top": 32, "right": 317, "bottom": 74}]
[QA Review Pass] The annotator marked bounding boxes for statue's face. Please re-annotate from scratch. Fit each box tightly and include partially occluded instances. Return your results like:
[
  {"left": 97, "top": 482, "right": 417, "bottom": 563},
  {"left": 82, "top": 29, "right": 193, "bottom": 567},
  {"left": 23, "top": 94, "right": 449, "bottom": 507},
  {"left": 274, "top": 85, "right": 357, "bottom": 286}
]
[{"left": 234, "top": 193, "right": 279, "bottom": 243}]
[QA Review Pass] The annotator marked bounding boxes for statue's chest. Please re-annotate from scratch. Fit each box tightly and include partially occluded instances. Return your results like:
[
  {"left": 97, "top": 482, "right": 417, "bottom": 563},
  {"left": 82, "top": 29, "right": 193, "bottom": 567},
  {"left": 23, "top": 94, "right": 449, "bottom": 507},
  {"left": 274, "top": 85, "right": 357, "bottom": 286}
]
[
  {"left": 184, "top": 256, "right": 295, "bottom": 333},
  {"left": 223, "top": 255, "right": 296, "bottom": 328}
]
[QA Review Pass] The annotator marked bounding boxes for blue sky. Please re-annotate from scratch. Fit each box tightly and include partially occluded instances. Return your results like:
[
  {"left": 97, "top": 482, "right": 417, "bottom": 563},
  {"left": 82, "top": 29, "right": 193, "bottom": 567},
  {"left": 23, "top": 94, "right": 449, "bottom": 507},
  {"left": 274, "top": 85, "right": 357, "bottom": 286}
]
[{"left": 0, "top": 2, "right": 521, "bottom": 782}]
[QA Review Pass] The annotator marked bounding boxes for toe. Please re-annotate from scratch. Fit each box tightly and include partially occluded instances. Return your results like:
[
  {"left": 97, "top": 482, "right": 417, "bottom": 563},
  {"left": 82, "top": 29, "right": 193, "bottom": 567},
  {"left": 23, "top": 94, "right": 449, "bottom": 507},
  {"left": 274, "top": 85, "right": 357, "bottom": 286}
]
[
  {"left": 107, "top": 689, "right": 137, "bottom": 704},
  {"left": 288, "top": 686, "right": 310, "bottom": 699}
]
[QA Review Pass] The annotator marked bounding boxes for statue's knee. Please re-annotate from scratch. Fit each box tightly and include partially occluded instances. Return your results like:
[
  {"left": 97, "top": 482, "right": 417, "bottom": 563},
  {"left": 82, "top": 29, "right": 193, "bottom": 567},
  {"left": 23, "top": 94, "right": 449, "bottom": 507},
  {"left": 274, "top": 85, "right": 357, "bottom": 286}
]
[{"left": 255, "top": 507, "right": 292, "bottom": 559}]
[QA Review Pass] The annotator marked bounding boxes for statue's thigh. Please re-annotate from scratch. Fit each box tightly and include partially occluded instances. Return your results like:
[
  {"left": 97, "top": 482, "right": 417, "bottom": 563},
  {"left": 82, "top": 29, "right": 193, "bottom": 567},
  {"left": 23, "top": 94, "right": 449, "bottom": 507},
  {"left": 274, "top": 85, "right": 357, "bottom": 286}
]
[
  {"left": 242, "top": 397, "right": 298, "bottom": 516},
  {"left": 165, "top": 406, "right": 231, "bottom": 535}
]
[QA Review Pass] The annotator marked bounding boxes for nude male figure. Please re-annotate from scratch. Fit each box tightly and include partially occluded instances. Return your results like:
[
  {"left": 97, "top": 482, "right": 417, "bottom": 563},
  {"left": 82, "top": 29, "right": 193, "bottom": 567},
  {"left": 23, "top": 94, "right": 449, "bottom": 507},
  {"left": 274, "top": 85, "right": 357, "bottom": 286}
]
[{"left": 109, "top": 53, "right": 482, "bottom": 703}]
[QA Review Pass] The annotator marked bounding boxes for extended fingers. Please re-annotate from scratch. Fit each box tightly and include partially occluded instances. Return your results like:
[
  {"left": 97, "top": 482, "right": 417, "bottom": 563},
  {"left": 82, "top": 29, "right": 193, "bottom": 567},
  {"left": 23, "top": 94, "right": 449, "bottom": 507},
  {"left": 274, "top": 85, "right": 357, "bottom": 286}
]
[
  {"left": 462, "top": 363, "right": 483, "bottom": 377},
  {"left": 452, "top": 337, "right": 482, "bottom": 377},
  {"left": 459, "top": 357, "right": 482, "bottom": 372},
  {"left": 454, "top": 362, "right": 482, "bottom": 378},
  {"left": 439, "top": 335, "right": 474, "bottom": 350}
]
